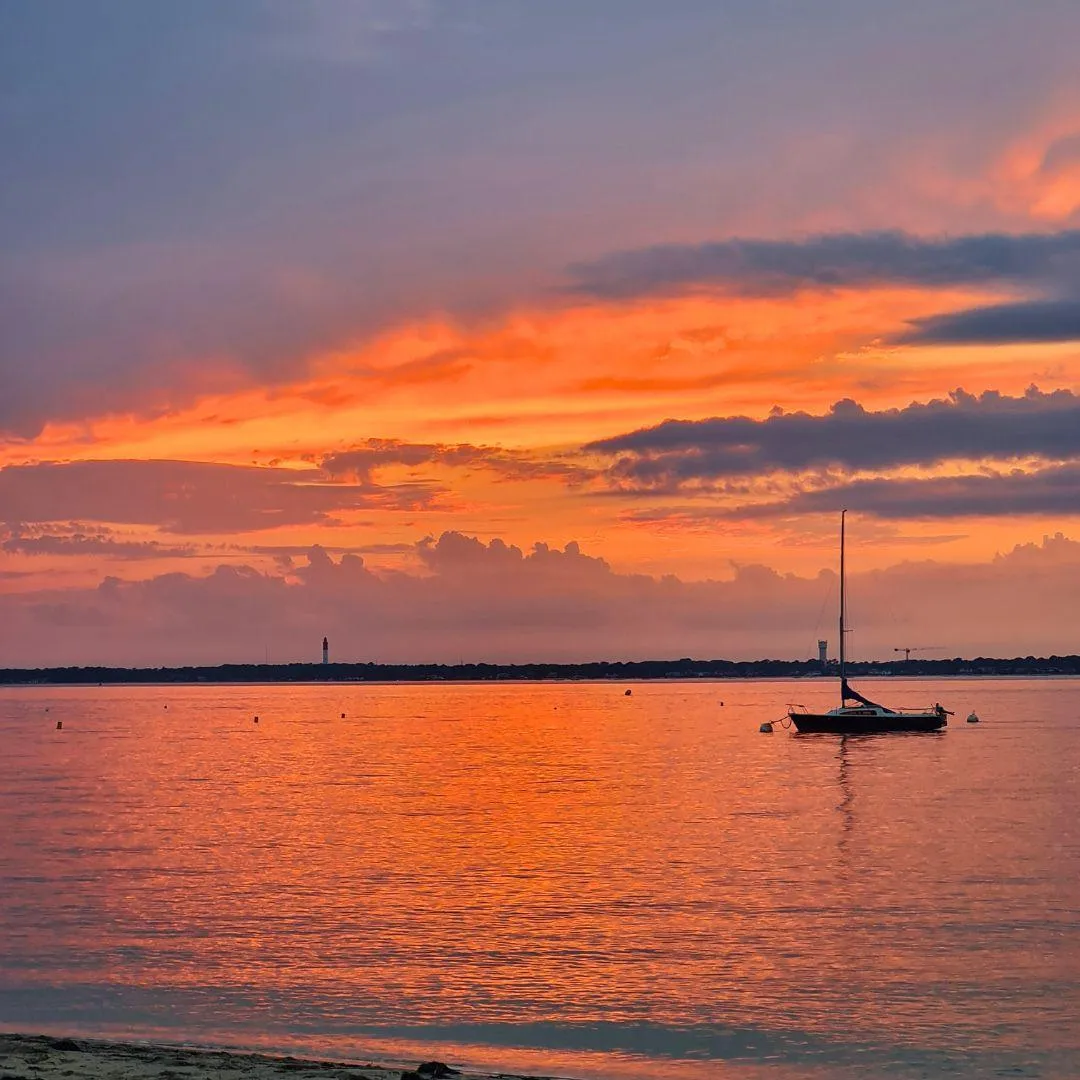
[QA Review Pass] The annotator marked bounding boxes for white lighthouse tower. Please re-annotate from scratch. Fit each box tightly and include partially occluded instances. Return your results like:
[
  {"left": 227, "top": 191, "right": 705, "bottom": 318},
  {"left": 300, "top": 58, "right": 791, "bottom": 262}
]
[{"left": 322, "top": 636, "right": 329, "bottom": 665}]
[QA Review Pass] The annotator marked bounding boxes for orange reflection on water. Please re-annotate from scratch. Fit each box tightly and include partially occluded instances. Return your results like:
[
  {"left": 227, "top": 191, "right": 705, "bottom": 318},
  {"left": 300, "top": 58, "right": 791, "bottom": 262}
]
[{"left": 1, "top": 680, "right": 1078, "bottom": 1076}]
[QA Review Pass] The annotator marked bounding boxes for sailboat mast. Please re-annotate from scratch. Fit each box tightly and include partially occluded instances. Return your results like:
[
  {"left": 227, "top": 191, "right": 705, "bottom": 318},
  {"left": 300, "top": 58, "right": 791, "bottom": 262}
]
[{"left": 839, "top": 509, "right": 846, "bottom": 704}]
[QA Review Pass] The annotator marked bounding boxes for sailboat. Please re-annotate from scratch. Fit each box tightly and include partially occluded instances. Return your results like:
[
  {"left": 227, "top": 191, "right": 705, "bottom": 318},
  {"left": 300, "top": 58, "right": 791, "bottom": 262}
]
[{"left": 787, "top": 511, "right": 950, "bottom": 734}]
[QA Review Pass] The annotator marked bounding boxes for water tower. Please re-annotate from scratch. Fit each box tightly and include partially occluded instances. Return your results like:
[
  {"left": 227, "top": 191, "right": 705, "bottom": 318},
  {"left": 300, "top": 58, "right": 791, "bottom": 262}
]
[{"left": 818, "top": 639, "right": 828, "bottom": 666}]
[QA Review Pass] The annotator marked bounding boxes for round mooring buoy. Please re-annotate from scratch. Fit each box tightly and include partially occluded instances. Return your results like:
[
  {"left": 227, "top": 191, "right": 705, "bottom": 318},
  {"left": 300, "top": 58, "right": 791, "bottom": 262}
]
[
  {"left": 254, "top": 715, "right": 259, "bottom": 724},
  {"left": 759, "top": 721, "right": 774, "bottom": 733},
  {"left": 967, "top": 711, "right": 980, "bottom": 723},
  {"left": 56, "top": 720, "right": 63, "bottom": 730}
]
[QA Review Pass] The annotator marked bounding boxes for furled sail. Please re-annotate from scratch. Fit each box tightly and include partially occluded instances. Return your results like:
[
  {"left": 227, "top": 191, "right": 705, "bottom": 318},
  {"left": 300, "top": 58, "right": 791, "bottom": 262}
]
[{"left": 841, "top": 679, "right": 890, "bottom": 711}]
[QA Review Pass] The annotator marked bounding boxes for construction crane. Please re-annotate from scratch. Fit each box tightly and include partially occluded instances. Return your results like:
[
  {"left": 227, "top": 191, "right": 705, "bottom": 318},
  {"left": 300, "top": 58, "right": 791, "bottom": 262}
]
[{"left": 894, "top": 646, "right": 943, "bottom": 661}]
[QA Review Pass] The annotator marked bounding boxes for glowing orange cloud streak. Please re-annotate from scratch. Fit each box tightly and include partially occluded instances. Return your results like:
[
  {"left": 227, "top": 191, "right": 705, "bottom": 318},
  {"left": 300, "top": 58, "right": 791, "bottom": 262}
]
[
  {"left": 4, "top": 282, "right": 1070, "bottom": 471},
  {"left": 4, "top": 278, "right": 1080, "bottom": 596}
]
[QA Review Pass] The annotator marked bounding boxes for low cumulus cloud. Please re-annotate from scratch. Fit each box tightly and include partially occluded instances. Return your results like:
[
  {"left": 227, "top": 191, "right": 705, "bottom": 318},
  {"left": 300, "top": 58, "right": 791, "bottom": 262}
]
[
  {"left": 588, "top": 387, "right": 1080, "bottom": 489},
  {"left": 567, "top": 229, "right": 1080, "bottom": 300},
  {"left": 0, "top": 459, "right": 440, "bottom": 535},
  {"left": 3, "top": 531, "right": 1080, "bottom": 666}
]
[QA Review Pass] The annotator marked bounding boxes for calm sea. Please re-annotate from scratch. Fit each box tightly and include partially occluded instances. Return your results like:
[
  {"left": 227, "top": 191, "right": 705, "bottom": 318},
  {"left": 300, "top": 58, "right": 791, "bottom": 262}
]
[{"left": 0, "top": 679, "right": 1077, "bottom": 1079}]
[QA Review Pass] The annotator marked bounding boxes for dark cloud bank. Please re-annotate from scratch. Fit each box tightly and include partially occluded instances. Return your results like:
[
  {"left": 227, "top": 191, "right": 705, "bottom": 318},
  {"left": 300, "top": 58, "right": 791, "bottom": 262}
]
[
  {"left": 736, "top": 466, "right": 1080, "bottom": 520},
  {"left": 590, "top": 388, "right": 1080, "bottom": 516},
  {"left": 569, "top": 228, "right": 1080, "bottom": 347},
  {"left": 568, "top": 229, "right": 1080, "bottom": 300},
  {"left": 897, "top": 298, "right": 1080, "bottom": 345},
  {"left": 4, "top": 531, "right": 1080, "bottom": 667}
]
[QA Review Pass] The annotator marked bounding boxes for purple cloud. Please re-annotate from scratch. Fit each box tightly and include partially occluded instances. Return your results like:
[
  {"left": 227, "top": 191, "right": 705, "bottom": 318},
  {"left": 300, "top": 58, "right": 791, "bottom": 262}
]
[
  {"left": 321, "top": 440, "right": 592, "bottom": 485},
  {"left": 567, "top": 230, "right": 1080, "bottom": 300},
  {"left": 0, "top": 459, "right": 441, "bottom": 535},
  {"left": 4, "top": 531, "right": 1080, "bottom": 666},
  {"left": 588, "top": 388, "right": 1080, "bottom": 488},
  {"left": 895, "top": 299, "right": 1080, "bottom": 346},
  {"left": 725, "top": 464, "right": 1080, "bottom": 520}
]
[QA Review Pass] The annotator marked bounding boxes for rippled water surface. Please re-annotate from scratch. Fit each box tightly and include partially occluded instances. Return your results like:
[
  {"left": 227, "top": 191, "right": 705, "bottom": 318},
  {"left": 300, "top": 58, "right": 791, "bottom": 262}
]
[{"left": 1, "top": 679, "right": 1078, "bottom": 1078}]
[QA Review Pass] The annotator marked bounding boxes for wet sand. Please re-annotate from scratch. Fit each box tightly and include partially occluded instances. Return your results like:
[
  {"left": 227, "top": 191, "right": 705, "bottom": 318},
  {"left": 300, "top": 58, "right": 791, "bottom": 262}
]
[{"left": 0, "top": 1034, "right": 553, "bottom": 1080}]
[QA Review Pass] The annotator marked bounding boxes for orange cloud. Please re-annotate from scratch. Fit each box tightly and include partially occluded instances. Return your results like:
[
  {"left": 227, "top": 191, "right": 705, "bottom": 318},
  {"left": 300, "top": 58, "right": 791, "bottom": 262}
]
[
  {"left": 9, "top": 280, "right": 1063, "bottom": 469},
  {"left": 4, "top": 260, "right": 1080, "bottom": 598}
]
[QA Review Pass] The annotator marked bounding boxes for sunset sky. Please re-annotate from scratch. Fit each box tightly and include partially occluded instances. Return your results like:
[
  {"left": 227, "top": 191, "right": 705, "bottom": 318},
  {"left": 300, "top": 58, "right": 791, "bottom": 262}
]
[{"left": 4, "top": 0, "right": 1080, "bottom": 665}]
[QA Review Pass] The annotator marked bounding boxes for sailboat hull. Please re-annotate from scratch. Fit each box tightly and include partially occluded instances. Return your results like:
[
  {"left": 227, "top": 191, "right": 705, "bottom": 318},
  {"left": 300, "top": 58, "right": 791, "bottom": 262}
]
[
  {"left": 789, "top": 709, "right": 947, "bottom": 734},
  {"left": 776, "top": 512, "right": 952, "bottom": 735}
]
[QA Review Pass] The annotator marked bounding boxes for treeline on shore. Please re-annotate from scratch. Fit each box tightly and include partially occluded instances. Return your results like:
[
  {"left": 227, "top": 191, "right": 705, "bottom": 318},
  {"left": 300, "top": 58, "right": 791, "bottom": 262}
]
[{"left": 3, "top": 655, "right": 1080, "bottom": 684}]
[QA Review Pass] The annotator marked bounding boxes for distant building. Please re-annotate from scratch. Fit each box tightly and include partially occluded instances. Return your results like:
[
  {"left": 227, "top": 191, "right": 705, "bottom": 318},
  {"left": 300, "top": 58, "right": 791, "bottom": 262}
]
[
  {"left": 818, "top": 639, "right": 828, "bottom": 665},
  {"left": 322, "top": 637, "right": 329, "bottom": 665}
]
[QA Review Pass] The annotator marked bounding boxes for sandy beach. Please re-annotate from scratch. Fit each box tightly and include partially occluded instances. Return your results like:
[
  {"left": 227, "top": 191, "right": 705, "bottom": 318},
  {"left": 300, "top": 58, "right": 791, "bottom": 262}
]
[{"left": 0, "top": 1035, "right": 552, "bottom": 1080}]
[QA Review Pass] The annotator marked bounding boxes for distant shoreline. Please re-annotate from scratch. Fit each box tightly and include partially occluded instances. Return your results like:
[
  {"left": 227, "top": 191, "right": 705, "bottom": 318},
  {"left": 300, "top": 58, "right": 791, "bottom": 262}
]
[{"left": 3, "top": 655, "right": 1080, "bottom": 685}]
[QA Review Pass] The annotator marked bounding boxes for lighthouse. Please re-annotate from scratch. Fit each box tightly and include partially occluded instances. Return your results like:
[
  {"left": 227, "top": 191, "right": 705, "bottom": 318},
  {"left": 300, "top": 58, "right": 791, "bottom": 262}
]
[{"left": 322, "top": 637, "right": 329, "bottom": 665}]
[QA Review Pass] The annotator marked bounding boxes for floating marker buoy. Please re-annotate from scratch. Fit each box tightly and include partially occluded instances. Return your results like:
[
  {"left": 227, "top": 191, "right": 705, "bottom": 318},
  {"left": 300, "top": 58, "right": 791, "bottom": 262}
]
[
  {"left": 967, "top": 711, "right": 979, "bottom": 723},
  {"left": 624, "top": 689, "right": 632, "bottom": 696},
  {"left": 340, "top": 712, "right": 345, "bottom": 718},
  {"left": 759, "top": 722, "right": 774, "bottom": 733},
  {"left": 254, "top": 716, "right": 259, "bottom": 723},
  {"left": 56, "top": 720, "right": 63, "bottom": 730},
  {"left": 720, "top": 701, "right": 724, "bottom": 706}
]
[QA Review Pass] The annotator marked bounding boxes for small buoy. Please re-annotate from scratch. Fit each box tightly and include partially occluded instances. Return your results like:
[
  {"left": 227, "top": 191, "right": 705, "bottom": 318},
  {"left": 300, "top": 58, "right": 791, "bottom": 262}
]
[
  {"left": 759, "top": 722, "right": 773, "bottom": 733},
  {"left": 56, "top": 720, "right": 63, "bottom": 730},
  {"left": 624, "top": 689, "right": 632, "bottom": 696},
  {"left": 254, "top": 715, "right": 259, "bottom": 723},
  {"left": 720, "top": 701, "right": 724, "bottom": 706},
  {"left": 340, "top": 712, "right": 345, "bottom": 718},
  {"left": 164, "top": 704, "right": 168, "bottom": 710},
  {"left": 967, "top": 711, "right": 979, "bottom": 724},
  {"left": 45, "top": 707, "right": 50, "bottom": 713}
]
